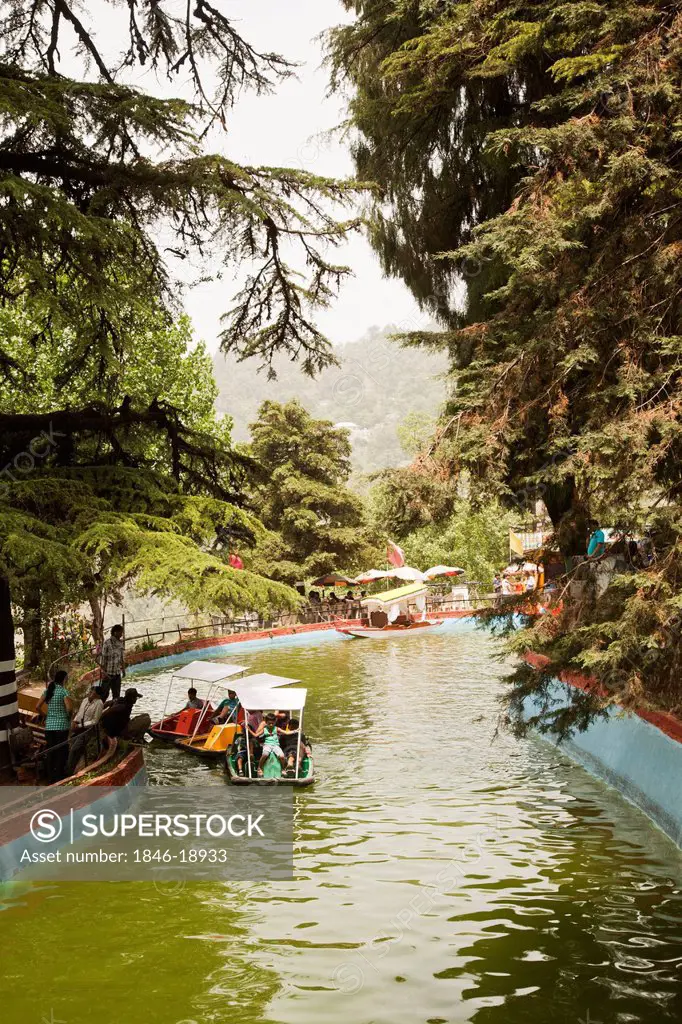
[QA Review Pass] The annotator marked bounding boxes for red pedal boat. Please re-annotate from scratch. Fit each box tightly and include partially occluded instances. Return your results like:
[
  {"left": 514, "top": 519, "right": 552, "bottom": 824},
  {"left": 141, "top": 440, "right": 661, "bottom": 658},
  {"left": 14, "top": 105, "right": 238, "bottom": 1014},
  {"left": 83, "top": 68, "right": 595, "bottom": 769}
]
[{"left": 149, "top": 660, "right": 246, "bottom": 742}]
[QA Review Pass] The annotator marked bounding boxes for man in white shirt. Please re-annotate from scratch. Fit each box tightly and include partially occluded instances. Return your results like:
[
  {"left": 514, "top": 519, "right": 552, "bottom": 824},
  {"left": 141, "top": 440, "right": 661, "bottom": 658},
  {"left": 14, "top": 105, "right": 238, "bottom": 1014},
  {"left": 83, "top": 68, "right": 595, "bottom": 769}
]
[{"left": 66, "top": 685, "right": 104, "bottom": 776}]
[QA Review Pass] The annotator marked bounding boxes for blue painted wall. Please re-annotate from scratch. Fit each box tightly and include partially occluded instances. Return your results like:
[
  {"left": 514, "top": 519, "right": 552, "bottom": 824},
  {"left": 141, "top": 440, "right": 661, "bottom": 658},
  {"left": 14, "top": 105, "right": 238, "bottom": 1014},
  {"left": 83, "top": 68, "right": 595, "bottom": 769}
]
[{"left": 524, "top": 683, "right": 682, "bottom": 848}]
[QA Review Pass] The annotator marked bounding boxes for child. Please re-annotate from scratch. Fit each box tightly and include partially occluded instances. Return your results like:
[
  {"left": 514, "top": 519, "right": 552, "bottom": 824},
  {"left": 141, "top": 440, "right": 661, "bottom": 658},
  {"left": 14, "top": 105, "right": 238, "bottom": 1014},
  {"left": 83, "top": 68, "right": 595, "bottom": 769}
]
[
  {"left": 281, "top": 717, "right": 308, "bottom": 777},
  {"left": 254, "top": 712, "right": 288, "bottom": 777},
  {"left": 234, "top": 712, "right": 262, "bottom": 777}
]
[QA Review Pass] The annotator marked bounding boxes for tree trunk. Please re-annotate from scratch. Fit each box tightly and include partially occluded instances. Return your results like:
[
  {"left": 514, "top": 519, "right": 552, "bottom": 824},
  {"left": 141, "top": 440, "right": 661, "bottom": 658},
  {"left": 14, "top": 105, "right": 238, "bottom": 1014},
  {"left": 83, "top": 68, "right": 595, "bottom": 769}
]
[
  {"left": 88, "top": 592, "right": 106, "bottom": 647},
  {"left": 23, "top": 586, "right": 43, "bottom": 670},
  {"left": 544, "top": 479, "right": 590, "bottom": 559},
  {"left": 0, "top": 576, "right": 19, "bottom": 777}
]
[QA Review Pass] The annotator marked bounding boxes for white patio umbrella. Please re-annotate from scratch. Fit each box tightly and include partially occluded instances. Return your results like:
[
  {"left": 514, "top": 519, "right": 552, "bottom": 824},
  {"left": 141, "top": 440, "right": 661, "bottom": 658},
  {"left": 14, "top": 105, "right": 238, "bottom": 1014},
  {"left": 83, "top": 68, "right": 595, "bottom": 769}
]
[
  {"left": 424, "top": 565, "right": 465, "bottom": 579},
  {"left": 353, "top": 569, "right": 392, "bottom": 584},
  {"left": 388, "top": 565, "right": 427, "bottom": 582}
]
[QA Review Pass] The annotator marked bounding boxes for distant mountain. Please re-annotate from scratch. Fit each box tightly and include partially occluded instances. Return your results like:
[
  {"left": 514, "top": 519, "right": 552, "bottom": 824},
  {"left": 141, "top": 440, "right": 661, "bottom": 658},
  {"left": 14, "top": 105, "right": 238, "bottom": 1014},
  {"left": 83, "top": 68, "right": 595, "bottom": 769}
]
[{"left": 213, "top": 326, "right": 449, "bottom": 473}]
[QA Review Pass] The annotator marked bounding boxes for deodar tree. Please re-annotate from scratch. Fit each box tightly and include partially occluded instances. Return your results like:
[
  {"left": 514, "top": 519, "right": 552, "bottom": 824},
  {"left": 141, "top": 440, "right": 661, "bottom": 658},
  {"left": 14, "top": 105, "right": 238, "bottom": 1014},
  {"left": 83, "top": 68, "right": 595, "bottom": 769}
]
[
  {"left": 0, "top": 1, "right": 364, "bottom": 769},
  {"left": 247, "top": 400, "right": 376, "bottom": 583},
  {"left": 330, "top": 1, "right": 682, "bottom": 727}
]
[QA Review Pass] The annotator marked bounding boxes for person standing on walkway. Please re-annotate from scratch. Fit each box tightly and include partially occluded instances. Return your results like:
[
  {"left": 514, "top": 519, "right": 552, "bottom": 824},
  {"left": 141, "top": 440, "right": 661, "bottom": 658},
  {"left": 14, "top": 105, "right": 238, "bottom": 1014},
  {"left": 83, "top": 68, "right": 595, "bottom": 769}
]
[
  {"left": 98, "top": 624, "right": 125, "bottom": 701},
  {"left": 39, "top": 669, "right": 73, "bottom": 783}
]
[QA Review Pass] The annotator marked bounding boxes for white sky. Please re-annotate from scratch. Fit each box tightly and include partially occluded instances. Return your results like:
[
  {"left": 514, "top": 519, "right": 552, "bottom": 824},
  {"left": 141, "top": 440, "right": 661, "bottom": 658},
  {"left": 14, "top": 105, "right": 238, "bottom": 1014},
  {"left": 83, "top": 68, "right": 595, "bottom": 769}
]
[
  {"left": 192, "top": 0, "right": 422, "bottom": 350},
  {"left": 65, "top": 0, "right": 423, "bottom": 352}
]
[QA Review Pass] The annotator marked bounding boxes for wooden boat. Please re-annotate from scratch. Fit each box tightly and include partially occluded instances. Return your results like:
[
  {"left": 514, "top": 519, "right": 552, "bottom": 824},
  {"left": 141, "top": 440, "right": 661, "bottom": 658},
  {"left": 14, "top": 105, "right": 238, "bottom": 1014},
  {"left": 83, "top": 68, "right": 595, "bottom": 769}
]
[
  {"left": 149, "top": 659, "right": 246, "bottom": 741},
  {"left": 337, "top": 620, "right": 443, "bottom": 640},
  {"left": 225, "top": 685, "right": 314, "bottom": 786},
  {"left": 0, "top": 738, "right": 146, "bottom": 882},
  {"left": 337, "top": 582, "right": 443, "bottom": 640}
]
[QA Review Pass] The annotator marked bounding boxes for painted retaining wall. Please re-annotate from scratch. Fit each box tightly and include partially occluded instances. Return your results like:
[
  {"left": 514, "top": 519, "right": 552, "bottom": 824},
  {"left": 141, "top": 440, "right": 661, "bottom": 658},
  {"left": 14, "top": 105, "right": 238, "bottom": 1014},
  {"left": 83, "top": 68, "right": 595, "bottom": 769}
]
[
  {"left": 0, "top": 746, "right": 147, "bottom": 883},
  {"left": 523, "top": 654, "right": 682, "bottom": 848}
]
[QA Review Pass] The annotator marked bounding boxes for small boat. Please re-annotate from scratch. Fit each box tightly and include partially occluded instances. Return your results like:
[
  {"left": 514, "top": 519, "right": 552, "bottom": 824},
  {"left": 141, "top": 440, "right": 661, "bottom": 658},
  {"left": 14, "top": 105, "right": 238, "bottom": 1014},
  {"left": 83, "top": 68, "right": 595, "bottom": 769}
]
[
  {"left": 336, "top": 582, "right": 442, "bottom": 639},
  {"left": 225, "top": 684, "right": 314, "bottom": 786},
  {"left": 174, "top": 673, "right": 300, "bottom": 760},
  {"left": 337, "top": 620, "right": 443, "bottom": 640},
  {"left": 149, "top": 660, "right": 246, "bottom": 742}
]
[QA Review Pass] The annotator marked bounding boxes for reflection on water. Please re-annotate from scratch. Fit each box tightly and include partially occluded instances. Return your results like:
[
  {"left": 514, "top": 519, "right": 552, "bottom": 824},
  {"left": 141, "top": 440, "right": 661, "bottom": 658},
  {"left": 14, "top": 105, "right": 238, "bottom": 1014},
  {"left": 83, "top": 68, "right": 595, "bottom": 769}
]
[{"left": 2, "top": 625, "right": 681, "bottom": 1024}]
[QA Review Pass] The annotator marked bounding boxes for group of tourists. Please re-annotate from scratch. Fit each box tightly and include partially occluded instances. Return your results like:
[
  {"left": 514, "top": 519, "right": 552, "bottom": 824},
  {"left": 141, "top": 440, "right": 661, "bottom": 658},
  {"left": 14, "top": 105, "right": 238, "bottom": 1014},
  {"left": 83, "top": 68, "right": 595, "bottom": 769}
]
[
  {"left": 38, "top": 624, "right": 149, "bottom": 783},
  {"left": 181, "top": 684, "right": 309, "bottom": 778},
  {"left": 238, "top": 710, "right": 309, "bottom": 778},
  {"left": 493, "top": 565, "right": 545, "bottom": 596}
]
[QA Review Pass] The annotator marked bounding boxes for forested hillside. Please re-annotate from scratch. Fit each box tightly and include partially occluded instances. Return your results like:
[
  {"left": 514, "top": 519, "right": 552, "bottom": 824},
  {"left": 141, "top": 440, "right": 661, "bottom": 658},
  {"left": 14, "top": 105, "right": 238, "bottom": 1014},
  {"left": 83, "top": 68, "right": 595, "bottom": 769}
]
[{"left": 213, "top": 326, "right": 448, "bottom": 472}]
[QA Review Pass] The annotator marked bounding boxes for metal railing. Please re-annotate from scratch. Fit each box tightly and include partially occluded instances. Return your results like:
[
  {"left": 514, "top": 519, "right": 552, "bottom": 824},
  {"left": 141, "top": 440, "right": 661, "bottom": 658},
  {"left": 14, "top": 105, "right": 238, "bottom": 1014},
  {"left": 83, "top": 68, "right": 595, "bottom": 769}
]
[{"left": 44, "top": 606, "right": 364, "bottom": 681}]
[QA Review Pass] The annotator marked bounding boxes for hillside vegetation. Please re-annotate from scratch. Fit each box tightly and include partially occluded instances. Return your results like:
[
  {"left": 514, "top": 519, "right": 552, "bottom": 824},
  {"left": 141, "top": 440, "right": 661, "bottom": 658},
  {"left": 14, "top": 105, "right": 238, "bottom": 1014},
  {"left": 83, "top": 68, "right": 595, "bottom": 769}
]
[{"left": 213, "top": 327, "right": 448, "bottom": 473}]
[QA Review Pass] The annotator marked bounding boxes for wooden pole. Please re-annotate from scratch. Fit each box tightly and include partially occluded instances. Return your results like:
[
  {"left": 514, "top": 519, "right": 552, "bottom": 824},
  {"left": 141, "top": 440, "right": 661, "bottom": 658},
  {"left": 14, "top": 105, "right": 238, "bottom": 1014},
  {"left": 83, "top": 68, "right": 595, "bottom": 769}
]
[
  {"left": 245, "top": 716, "right": 252, "bottom": 779},
  {"left": 294, "top": 708, "right": 303, "bottom": 780}
]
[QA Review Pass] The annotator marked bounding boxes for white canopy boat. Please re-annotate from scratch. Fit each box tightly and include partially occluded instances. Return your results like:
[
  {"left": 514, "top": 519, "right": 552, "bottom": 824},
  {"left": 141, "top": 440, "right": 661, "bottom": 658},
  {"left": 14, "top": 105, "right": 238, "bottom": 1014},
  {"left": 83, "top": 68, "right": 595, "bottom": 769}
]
[{"left": 336, "top": 583, "right": 443, "bottom": 639}]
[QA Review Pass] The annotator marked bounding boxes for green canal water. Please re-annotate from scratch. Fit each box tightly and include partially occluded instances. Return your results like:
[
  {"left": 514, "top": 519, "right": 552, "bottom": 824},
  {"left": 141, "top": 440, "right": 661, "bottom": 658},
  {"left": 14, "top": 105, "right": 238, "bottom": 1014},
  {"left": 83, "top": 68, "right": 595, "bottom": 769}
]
[{"left": 2, "top": 625, "right": 682, "bottom": 1023}]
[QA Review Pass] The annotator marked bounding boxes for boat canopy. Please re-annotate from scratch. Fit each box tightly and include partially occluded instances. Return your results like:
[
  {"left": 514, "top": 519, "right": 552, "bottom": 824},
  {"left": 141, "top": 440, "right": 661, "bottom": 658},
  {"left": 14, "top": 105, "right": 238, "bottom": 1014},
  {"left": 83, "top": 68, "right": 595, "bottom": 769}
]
[
  {"left": 238, "top": 672, "right": 300, "bottom": 689},
  {"left": 171, "top": 661, "right": 247, "bottom": 683},
  {"left": 236, "top": 686, "right": 308, "bottom": 712},
  {"left": 360, "top": 582, "right": 427, "bottom": 607}
]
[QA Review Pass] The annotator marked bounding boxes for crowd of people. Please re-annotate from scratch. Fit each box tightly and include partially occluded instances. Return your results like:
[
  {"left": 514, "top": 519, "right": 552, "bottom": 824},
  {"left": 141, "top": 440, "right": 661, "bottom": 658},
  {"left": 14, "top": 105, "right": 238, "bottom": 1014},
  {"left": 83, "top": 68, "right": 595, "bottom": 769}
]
[
  {"left": 492, "top": 564, "right": 546, "bottom": 596},
  {"left": 37, "top": 624, "right": 149, "bottom": 783},
  {"left": 181, "top": 686, "right": 310, "bottom": 778}
]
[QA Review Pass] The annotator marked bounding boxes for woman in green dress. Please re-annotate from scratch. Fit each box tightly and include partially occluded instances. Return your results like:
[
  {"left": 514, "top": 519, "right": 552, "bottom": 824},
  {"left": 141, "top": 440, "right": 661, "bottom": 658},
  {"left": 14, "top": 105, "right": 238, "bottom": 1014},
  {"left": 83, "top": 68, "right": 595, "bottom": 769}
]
[{"left": 40, "top": 669, "right": 73, "bottom": 783}]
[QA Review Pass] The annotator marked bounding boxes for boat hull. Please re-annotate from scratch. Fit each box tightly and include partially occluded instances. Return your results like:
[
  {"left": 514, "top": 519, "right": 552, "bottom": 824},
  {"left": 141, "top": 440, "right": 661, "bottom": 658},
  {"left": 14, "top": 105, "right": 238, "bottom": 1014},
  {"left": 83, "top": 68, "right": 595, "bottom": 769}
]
[
  {"left": 0, "top": 743, "right": 147, "bottom": 883},
  {"left": 225, "top": 745, "right": 315, "bottom": 786},
  {"left": 336, "top": 621, "right": 444, "bottom": 640}
]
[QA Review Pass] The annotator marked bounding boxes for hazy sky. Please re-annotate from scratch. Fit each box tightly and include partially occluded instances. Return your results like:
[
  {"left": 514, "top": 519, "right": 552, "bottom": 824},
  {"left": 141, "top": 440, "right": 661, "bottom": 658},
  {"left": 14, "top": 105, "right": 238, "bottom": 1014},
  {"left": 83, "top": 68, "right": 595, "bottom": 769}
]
[
  {"left": 189, "top": 0, "right": 422, "bottom": 351},
  {"left": 71, "top": 0, "right": 423, "bottom": 352}
]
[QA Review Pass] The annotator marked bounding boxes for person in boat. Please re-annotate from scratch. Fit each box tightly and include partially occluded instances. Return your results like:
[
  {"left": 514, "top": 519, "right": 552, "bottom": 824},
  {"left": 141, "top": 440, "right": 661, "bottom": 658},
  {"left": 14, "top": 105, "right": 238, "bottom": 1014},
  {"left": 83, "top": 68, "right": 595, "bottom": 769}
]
[
  {"left": 184, "top": 687, "right": 204, "bottom": 710},
  {"left": 98, "top": 623, "right": 126, "bottom": 702},
  {"left": 66, "top": 684, "right": 105, "bottom": 776},
  {"left": 100, "top": 688, "right": 149, "bottom": 741},
  {"left": 281, "top": 718, "right": 308, "bottom": 777},
  {"left": 254, "top": 712, "right": 287, "bottom": 777},
  {"left": 276, "top": 709, "right": 290, "bottom": 729},
  {"left": 39, "top": 669, "right": 73, "bottom": 783},
  {"left": 212, "top": 689, "right": 239, "bottom": 724},
  {"left": 233, "top": 709, "right": 263, "bottom": 776}
]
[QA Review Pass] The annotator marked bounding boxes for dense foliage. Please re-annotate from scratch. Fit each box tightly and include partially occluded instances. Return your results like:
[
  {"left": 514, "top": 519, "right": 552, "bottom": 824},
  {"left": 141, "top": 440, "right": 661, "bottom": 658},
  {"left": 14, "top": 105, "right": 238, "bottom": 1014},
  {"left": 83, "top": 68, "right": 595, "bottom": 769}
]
[
  {"left": 402, "top": 500, "right": 515, "bottom": 585},
  {"left": 247, "top": 400, "right": 380, "bottom": 583},
  {"left": 1, "top": 304, "right": 297, "bottom": 667},
  {"left": 330, "top": 0, "right": 682, "bottom": 728},
  {"left": 0, "top": 0, "right": 362, "bottom": 751}
]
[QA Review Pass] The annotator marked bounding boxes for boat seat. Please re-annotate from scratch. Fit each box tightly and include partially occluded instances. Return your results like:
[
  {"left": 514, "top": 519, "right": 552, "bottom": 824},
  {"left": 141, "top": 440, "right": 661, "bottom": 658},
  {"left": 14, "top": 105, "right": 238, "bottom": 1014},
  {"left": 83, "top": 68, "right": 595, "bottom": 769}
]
[
  {"left": 370, "top": 610, "right": 389, "bottom": 628},
  {"left": 173, "top": 708, "right": 201, "bottom": 734},
  {"left": 204, "top": 723, "right": 237, "bottom": 751}
]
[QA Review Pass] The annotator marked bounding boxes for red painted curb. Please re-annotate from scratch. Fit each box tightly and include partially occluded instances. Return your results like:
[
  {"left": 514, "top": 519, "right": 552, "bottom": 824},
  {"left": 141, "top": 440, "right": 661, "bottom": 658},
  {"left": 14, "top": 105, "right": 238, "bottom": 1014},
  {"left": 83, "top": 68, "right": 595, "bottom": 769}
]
[{"left": 524, "top": 652, "right": 682, "bottom": 745}]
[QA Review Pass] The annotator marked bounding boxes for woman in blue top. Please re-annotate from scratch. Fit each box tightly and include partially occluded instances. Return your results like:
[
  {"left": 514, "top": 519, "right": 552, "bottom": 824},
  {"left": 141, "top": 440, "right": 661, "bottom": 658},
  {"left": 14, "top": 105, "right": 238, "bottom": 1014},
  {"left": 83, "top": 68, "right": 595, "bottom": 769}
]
[{"left": 40, "top": 669, "right": 73, "bottom": 783}]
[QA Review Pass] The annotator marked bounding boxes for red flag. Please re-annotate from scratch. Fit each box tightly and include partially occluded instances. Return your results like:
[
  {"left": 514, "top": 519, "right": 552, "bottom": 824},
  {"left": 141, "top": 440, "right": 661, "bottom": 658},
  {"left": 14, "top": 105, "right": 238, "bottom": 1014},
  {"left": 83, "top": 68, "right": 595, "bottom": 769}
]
[{"left": 386, "top": 541, "right": 405, "bottom": 568}]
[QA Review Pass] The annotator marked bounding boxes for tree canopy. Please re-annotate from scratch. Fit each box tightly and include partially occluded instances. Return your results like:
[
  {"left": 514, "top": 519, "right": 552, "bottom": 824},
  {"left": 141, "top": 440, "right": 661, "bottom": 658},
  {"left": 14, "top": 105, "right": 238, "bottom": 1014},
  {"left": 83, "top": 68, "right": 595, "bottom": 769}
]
[
  {"left": 0, "top": 1, "right": 362, "bottom": 761},
  {"left": 329, "top": 0, "right": 682, "bottom": 729},
  {"left": 1, "top": 302, "right": 297, "bottom": 667},
  {"left": 247, "top": 399, "right": 378, "bottom": 583}
]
